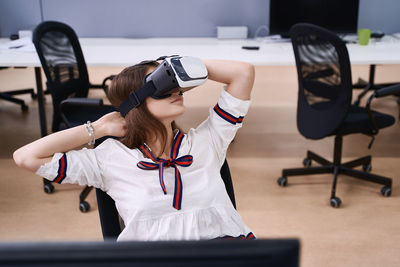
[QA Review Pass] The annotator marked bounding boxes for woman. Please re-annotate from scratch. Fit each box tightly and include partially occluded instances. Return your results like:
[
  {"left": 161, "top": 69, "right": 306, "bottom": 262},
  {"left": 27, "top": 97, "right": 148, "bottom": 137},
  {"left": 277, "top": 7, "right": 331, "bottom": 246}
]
[{"left": 13, "top": 58, "right": 255, "bottom": 241}]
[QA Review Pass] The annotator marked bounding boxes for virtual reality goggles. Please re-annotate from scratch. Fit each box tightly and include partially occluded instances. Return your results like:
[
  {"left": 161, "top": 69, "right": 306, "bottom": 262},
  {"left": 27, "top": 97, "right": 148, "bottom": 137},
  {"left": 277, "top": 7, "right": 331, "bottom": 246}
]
[{"left": 119, "top": 56, "right": 208, "bottom": 117}]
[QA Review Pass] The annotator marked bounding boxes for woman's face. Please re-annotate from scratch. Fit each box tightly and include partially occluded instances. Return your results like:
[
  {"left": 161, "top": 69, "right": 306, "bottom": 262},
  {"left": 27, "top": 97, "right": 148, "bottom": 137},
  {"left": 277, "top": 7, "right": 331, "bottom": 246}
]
[{"left": 144, "top": 67, "right": 185, "bottom": 123}]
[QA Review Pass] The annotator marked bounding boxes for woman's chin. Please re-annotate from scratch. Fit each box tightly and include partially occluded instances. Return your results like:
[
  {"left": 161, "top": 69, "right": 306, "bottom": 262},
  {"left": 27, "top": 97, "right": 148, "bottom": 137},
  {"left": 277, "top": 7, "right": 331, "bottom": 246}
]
[{"left": 158, "top": 106, "right": 185, "bottom": 122}]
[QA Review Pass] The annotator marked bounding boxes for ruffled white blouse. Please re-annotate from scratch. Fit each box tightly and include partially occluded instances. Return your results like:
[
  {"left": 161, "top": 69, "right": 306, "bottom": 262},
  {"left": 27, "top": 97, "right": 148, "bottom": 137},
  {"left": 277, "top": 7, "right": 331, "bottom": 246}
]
[{"left": 37, "top": 88, "right": 254, "bottom": 241}]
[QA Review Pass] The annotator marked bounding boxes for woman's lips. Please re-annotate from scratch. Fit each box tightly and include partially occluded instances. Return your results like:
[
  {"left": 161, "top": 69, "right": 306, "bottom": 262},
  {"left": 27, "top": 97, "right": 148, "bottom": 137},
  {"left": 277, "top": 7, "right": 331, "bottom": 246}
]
[{"left": 171, "top": 96, "right": 183, "bottom": 103}]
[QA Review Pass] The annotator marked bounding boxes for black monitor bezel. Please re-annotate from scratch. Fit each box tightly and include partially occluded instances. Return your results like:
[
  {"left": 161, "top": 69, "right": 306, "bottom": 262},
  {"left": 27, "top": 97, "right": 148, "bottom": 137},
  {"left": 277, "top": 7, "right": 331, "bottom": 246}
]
[{"left": 0, "top": 239, "right": 300, "bottom": 266}]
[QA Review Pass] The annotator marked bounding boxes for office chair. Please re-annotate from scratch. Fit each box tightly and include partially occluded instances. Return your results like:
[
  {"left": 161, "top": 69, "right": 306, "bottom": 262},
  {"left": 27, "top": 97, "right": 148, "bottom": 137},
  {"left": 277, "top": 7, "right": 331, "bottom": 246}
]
[
  {"left": 60, "top": 98, "right": 117, "bottom": 212},
  {"left": 278, "top": 23, "right": 400, "bottom": 208},
  {"left": 33, "top": 20, "right": 112, "bottom": 211},
  {"left": 96, "top": 159, "right": 237, "bottom": 239},
  {"left": 0, "top": 67, "right": 36, "bottom": 111}
]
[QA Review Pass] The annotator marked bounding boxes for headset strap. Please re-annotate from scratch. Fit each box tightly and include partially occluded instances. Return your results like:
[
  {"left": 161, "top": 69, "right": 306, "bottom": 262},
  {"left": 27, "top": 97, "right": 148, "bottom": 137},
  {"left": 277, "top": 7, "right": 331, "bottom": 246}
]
[
  {"left": 134, "top": 55, "right": 177, "bottom": 66},
  {"left": 157, "top": 55, "right": 178, "bottom": 61},
  {"left": 118, "top": 81, "right": 157, "bottom": 117},
  {"left": 118, "top": 55, "right": 179, "bottom": 117}
]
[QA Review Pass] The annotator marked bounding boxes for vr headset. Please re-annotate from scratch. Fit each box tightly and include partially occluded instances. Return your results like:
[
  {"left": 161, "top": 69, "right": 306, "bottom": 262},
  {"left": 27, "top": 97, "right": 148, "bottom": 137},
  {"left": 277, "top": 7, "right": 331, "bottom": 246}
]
[{"left": 119, "top": 56, "right": 208, "bottom": 117}]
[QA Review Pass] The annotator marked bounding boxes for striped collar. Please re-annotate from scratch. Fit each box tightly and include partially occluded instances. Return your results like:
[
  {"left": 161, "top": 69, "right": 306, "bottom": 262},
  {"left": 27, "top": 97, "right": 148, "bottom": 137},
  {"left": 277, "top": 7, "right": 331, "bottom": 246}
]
[{"left": 138, "top": 130, "right": 184, "bottom": 162}]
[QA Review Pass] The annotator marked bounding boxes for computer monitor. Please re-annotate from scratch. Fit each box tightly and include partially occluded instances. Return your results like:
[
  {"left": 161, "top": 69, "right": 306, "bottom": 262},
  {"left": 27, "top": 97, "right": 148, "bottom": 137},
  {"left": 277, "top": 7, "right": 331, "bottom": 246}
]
[
  {"left": 0, "top": 239, "right": 300, "bottom": 267},
  {"left": 270, "top": 0, "right": 359, "bottom": 37}
]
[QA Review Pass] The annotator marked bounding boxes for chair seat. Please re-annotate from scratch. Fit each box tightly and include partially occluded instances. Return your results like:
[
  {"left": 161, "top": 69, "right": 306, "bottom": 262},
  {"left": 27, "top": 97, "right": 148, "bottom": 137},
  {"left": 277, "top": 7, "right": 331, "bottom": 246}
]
[{"left": 334, "top": 105, "right": 395, "bottom": 135}]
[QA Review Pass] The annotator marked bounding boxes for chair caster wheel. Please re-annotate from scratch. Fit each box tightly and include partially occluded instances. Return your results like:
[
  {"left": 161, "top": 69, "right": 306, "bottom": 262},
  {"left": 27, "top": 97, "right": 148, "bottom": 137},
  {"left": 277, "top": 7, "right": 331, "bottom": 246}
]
[
  {"left": 362, "top": 163, "right": 372, "bottom": 172},
  {"left": 303, "top": 157, "right": 312, "bottom": 167},
  {"left": 79, "top": 202, "right": 90, "bottom": 213},
  {"left": 330, "top": 197, "right": 341, "bottom": 208},
  {"left": 277, "top": 176, "right": 287, "bottom": 187},
  {"left": 44, "top": 183, "right": 54, "bottom": 194},
  {"left": 381, "top": 186, "right": 392, "bottom": 197}
]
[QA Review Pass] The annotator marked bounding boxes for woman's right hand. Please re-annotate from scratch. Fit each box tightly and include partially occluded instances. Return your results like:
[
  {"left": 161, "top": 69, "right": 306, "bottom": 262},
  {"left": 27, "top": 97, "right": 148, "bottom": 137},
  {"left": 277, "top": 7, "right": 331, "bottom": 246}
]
[
  {"left": 94, "top": 111, "right": 127, "bottom": 138},
  {"left": 14, "top": 111, "right": 127, "bottom": 173}
]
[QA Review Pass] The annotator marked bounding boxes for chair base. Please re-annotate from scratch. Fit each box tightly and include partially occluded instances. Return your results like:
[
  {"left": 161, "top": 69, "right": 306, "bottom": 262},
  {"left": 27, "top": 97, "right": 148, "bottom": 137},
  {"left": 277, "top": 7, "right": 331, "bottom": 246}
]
[
  {"left": 279, "top": 136, "right": 392, "bottom": 208},
  {"left": 0, "top": 88, "right": 36, "bottom": 111},
  {"left": 41, "top": 179, "right": 93, "bottom": 213}
]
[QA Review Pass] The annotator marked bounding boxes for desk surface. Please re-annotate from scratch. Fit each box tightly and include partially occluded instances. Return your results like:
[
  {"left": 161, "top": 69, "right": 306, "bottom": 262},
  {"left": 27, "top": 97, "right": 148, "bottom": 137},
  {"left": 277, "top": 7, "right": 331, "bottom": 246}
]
[{"left": 1, "top": 37, "right": 400, "bottom": 67}]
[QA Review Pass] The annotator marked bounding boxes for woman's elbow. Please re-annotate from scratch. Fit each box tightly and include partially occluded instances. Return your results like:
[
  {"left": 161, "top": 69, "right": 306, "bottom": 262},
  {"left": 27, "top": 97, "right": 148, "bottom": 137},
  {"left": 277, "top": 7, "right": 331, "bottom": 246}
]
[
  {"left": 13, "top": 149, "right": 25, "bottom": 167},
  {"left": 242, "top": 62, "right": 255, "bottom": 82},
  {"left": 13, "top": 149, "right": 37, "bottom": 172},
  {"left": 238, "top": 63, "right": 255, "bottom": 92}
]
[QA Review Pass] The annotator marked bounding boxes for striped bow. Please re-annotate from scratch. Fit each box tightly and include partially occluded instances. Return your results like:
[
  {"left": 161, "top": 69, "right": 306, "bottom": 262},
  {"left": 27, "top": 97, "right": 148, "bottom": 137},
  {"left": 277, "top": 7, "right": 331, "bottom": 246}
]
[{"left": 137, "top": 131, "right": 193, "bottom": 210}]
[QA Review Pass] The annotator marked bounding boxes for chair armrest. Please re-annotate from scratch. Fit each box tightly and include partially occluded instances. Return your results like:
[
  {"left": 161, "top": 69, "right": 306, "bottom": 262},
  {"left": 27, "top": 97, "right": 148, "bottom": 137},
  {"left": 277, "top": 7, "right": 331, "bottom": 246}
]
[
  {"left": 89, "top": 83, "right": 104, "bottom": 89},
  {"left": 364, "top": 83, "right": 400, "bottom": 136},
  {"left": 89, "top": 75, "right": 116, "bottom": 98},
  {"left": 101, "top": 75, "right": 116, "bottom": 95},
  {"left": 61, "top": 97, "right": 103, "bottom": 107},
  {"left": 373, "top": 83, "right": 400, "bottom": 98},
  {"left": 365, "top": 103, "right": 379, "bottom": 136}
]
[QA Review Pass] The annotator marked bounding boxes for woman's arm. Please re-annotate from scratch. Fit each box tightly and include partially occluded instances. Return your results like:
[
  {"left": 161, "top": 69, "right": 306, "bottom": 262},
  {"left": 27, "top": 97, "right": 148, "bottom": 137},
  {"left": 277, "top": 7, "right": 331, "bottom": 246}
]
[
  {"left": 13, "top": 112, "right": 126, "bottom": 173},
  {"left": 203, "top": 59, "right": 255, "bottom": 100}
]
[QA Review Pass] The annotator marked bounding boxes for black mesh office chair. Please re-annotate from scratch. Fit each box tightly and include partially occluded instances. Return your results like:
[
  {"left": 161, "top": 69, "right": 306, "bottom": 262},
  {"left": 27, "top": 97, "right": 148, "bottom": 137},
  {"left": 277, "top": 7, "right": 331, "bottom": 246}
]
[
  {"left": 33, "top": 20, "right": 112, "bottom": 211},
  {"left": 96, "top": 159, "right": 237, "bottom": 239},
  {"left": 60, "top": 99, "right": 116, "bottom": 212},
  {"left": 278, "top": 23, "right": 400, "bottom": 208}
]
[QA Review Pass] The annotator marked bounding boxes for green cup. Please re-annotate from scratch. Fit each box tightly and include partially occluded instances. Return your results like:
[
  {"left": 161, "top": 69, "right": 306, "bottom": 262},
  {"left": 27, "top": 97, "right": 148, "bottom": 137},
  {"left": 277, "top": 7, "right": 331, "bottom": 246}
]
[{"left": 358, "top": 28, "right": 372, "bottom": 45}]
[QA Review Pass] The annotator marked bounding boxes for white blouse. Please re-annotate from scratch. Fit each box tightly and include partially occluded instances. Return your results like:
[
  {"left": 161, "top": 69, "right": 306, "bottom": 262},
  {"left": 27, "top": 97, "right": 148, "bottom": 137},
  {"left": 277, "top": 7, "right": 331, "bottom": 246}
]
[{"left": 37, "top": 88, "right": 254, "bottom": 241}]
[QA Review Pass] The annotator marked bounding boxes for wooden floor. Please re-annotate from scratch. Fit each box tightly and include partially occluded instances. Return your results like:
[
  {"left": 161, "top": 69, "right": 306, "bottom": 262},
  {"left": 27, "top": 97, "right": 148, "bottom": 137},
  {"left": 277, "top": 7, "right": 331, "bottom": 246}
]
[{"left": 1, "top": 65, "right": 399, "bottom": 266}]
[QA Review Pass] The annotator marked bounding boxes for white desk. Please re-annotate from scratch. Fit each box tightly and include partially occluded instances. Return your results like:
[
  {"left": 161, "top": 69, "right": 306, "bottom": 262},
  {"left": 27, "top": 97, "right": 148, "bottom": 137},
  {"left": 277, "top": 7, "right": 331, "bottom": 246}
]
[
  {"left": 2, "top": 37, "right": 400, "bottom": 67},
  {"left": 1, "top": 37, "right": 400, "bottom": 137},
  {"left": 77, "top": 37, "right": 400, "bottom": 66}
]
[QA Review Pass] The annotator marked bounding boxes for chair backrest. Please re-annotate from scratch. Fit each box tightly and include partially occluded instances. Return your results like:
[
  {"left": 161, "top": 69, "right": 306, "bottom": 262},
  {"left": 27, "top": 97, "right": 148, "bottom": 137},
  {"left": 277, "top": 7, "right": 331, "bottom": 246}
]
[
  {"left": 290, "top": 23, "right": 353, "bottom": 139},
  {"left": 96, "top": 159, "right": 237, "bottom": 240},
  {"left": 33, "top": 21, "right": 90, "bottom": 132}
]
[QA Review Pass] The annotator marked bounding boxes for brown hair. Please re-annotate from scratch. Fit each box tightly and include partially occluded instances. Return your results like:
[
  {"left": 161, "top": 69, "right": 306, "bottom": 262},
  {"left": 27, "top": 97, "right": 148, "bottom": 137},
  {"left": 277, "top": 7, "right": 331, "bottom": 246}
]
[{"left": 107, "top": 61, "right": 180, "bottom": 154}]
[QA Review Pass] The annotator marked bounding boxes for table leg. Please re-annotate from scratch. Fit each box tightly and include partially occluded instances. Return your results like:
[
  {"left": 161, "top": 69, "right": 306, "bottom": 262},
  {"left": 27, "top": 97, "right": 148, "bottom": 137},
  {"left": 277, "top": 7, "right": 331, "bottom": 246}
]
[
  {"left": 368, "top": 64, "right": 376, "bottom": 85},
  {"left": 34, "top": 67, "right": 47, "bottom": 137},
  {"left": 366, "top": 64, "right": 397, "bottom": 89}
]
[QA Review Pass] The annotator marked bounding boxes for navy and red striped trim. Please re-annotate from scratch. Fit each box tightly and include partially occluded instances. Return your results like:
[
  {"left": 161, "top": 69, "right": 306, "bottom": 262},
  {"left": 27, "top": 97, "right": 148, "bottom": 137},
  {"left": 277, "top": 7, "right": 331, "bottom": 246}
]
[
  {"left": 213, "top": 104, "right": 244, "bottom": 125},
  {"left": 54, "top": 153, "right": 67, "bottom": 184},
  {"left": 170, "top": 131, "right": 184, "bottom": 159},
  {"left": 215, "top": 232, "right": 256, "bottom": 240},
  {"left": 173, "top": 165, "right": 183, "bottom": 210},
  {"left": 138, "top": 145, "right": 157, "bottom": 161},
  {"left": 158, "top": 161, "right": 167, "bottom": 194}
]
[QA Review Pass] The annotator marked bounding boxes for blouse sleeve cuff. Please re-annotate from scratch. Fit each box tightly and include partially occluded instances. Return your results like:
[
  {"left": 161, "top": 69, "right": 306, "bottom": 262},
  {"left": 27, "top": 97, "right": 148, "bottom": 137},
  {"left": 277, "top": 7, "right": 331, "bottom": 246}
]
[
  {"left": 213, "top": 88, "right": 251, "bottom": 125},
  {"left": 35, "top": 152, "right": 64, "bottom": 181}
]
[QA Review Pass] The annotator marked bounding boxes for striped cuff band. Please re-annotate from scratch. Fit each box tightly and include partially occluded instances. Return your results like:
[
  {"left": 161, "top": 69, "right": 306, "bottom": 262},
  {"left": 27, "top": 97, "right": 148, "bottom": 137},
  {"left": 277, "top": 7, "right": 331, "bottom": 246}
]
[{"left": 213, "top": 103, "right": 244, "bottom": 125}]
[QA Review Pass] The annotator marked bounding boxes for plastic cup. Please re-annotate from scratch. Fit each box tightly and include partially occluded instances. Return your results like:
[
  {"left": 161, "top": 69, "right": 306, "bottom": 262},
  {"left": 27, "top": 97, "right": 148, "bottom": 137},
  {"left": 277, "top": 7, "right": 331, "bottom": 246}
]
[{"left": 358, "top": 29, "right": 372, "bottom": 45}]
